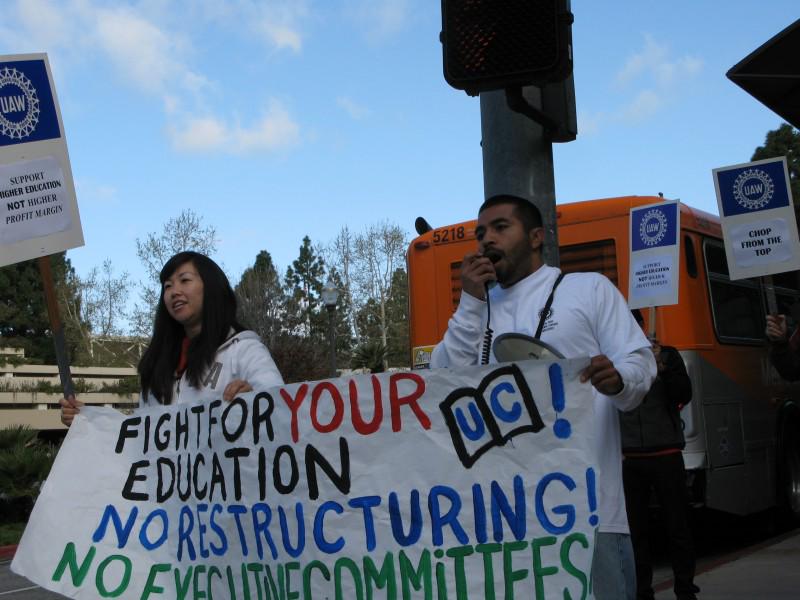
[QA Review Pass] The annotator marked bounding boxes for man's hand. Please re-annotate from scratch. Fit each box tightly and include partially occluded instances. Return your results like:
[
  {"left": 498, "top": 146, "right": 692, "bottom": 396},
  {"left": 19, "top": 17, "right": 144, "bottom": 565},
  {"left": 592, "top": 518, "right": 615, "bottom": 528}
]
[
  {"left": 580, "top": 355, "right": 624, "bottom": 395},
  {"left": 459, "top": 252, "right": 497, "bottom": 300},
  {"left": 223, "top": 379, "right": 253, "bottom": 402},
  {"left": 766, "top": 314, "right": 789, "bottom": 342},
  {"left": 59, "top": 395, "right": 84, "bottom": 427}
]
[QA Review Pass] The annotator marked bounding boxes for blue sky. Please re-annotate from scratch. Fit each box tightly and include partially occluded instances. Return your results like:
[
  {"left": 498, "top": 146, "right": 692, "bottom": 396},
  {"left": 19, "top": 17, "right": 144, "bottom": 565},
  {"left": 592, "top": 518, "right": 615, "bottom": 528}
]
[{"left": 1, "top": 1, "right": 798, "bottom": 294}]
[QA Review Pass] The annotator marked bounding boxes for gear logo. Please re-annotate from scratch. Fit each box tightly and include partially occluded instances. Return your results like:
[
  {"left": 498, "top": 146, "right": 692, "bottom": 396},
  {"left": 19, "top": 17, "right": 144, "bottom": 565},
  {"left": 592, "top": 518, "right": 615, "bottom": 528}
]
[
  {"left": 0, "top": 67, "right": 40, "bottom": 140},
  {"left": 733, "top": 168, "right": 774, "bottom": 210},
  {"left": 639, "top": 209, "right": 668, "bottom": 247}
]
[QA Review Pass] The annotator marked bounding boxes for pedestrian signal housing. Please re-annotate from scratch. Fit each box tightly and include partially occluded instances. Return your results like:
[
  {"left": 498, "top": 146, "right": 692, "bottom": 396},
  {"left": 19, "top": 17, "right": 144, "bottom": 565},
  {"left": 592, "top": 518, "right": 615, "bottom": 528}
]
[{"left": 441, "top": 0, "right": 574, "bottom": 95}]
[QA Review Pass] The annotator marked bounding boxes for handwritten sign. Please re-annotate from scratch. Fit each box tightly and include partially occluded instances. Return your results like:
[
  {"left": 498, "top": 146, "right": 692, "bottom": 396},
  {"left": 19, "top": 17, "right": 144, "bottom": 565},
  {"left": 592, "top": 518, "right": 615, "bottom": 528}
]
[
  {"left": 0, "top": 53, "right": 83, "bottom": 267},
  {"left": 712, "top": 157, "right": 800, "bottom": 280},
  {"left": 628, "top": 200, "right": 680, "bottom": 309},
  {"left": 13, "top": 359, "right": 599, "bottom": 599}
]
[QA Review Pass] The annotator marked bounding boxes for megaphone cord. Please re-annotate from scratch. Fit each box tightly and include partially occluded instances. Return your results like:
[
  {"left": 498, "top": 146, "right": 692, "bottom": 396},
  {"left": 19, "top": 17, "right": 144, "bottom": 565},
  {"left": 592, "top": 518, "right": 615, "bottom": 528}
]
[{"left": 481, "top": 285, "right": 493, "bottom": 365}]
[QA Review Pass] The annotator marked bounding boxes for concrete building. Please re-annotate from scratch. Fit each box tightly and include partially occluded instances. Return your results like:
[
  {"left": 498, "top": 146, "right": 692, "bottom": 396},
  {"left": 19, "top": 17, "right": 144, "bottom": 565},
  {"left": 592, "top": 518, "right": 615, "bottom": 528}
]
[{"left": 0, "top": 347, "right": 138, "bottom": 431}]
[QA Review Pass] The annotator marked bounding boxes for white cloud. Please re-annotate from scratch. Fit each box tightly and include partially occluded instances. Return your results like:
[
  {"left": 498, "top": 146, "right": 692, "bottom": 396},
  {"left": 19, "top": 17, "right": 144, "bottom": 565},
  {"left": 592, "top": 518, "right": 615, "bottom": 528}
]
[
  {"left": 235, "top": 104, "right": 300, "bottom": 152},
  {"left": 258, "top": 23, "right": 303, "bottom": 53},
  {"left": 15, "top": 0, "right": 74, "bottom": 49},
  {"left": 169, "top": 117, "right": 229, "bottom": 152},
  {"left": 347, "top": 0, "right": 410, "bottom": 42},
  {"left": 337, "top": 96, "right": 371, "bottom": 120},
  {"left": 169, "top": 101, "right": 300, "bottom": 154},
  {"left": 251, "top": 1, "right": 310, "bottom": 53},
  {"left": 76, "top": 179, "right": 119, "bottom": 205},
  {"left": 577, "top": 111, "right": 603, "bottom": 136},
  {"left": 92, "top": 7, "right": 208, "bottom": 97},
  {"left": 0, "top": 0, "right": 305, "bottom": 156},
  {"left": 620, "top": 89, "right": 664, "bottom": 123},
  {"left": 585, "top": 34, "right": 705, "bottom": 129},
  {"left": 615, "top": 34, "right": 703, "bottom": 92}
]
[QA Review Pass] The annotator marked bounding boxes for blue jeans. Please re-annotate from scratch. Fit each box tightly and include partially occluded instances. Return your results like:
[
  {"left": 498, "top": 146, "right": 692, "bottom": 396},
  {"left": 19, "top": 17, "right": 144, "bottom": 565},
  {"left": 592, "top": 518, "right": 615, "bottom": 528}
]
[{"left": 591, "top": 531, "right": 636, "bottom": 600}]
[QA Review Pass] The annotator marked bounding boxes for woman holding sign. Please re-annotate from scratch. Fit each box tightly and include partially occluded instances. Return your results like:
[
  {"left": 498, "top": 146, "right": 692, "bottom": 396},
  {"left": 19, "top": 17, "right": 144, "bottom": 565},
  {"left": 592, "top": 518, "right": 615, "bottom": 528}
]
[{"left": 60, "top": 251, "right": 283, "bottom": 423}]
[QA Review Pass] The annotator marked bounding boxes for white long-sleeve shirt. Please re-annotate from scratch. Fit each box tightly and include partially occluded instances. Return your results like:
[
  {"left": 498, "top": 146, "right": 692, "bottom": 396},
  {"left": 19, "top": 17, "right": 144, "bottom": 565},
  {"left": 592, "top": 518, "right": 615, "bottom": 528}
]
[{"left": 431, "top": 265, "right": 656, "bottom": 533}]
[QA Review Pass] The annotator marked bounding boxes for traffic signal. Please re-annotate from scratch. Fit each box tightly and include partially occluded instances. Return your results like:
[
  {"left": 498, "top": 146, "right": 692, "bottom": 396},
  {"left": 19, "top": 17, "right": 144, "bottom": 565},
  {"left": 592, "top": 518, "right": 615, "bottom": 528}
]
[{"left": 441, "top": 0, "right": 574, "bottom": 96}]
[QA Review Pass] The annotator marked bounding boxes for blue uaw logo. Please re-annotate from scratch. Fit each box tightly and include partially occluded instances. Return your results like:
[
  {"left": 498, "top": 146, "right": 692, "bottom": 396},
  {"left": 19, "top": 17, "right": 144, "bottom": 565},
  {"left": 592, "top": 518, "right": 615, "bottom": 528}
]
[
  {"left": 0, "top": 67, "right": 40, "bottom": 140},
  {"left": 639, "top": 208, "right": 668, "bottom": 247},
  {"left": 733, "top": 168, "right": 774, "bottom": 210}
]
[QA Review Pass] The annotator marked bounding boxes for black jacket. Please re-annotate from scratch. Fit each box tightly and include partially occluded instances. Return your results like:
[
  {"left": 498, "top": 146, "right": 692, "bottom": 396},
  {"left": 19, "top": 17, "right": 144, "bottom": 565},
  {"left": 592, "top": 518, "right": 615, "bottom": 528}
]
[
  {"left": 619, "top": 345, "right": 693, "bottom": 453},
  {"left": 769, "top": 337, "right": 800, "bottom": 382}
]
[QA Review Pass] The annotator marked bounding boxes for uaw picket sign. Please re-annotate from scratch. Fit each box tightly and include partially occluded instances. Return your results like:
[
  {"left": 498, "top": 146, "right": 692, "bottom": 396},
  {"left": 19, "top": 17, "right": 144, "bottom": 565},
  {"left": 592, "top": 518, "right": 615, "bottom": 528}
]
[
  {"left": 13, "top": 359, "right": 599, "bottom": 599},
  {"left": 628, "top": 199, "right": 680, "bottom": 309},
  {"left": 0, "top": 53, "right": 83, "bottom": 267},
  {"left": 0, "top": 156, "right": 71, "bottom": 244},
  {"left": 712, "top": 157, "right": 800, "bottom": 280}
]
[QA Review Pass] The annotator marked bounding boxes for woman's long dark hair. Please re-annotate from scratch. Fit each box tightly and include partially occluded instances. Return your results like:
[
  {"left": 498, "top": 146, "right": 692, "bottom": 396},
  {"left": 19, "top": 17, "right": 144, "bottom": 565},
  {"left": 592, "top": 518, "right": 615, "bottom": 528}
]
[{"left": 138, "top": 252, "right": 244, "bottom": 404}]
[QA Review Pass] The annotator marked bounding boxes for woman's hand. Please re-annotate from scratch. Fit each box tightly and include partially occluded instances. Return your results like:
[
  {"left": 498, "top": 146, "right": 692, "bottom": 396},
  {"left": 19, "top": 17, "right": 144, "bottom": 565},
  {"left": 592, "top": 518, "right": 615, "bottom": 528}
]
[
  {"left": 223, "top": 379, "right": 253, "bottom": 402},
  {"left": 59, "top": 395, "right": 83, "bottom": 427}
]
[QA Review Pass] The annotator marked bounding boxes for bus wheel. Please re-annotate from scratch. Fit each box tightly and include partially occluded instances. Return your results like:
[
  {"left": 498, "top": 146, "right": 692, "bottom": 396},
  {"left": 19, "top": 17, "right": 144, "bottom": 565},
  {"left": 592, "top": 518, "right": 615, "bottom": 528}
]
[{"left": 778, "top": 409, "right": 800, "bottom": 522}]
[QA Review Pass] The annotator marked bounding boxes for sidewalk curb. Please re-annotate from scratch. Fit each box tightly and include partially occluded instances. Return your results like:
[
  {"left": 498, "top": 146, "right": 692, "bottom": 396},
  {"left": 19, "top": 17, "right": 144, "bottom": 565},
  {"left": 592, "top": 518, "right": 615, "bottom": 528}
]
[{"left": 0, "top": 545, "right": 17, "bottom": 560}]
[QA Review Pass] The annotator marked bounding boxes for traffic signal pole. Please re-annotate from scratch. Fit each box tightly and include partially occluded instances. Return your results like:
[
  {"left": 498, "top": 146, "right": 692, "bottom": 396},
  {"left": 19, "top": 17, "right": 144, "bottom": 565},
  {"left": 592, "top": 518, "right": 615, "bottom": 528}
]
[
  {"left": 440, "top": 0, "right": 576, "bottom": 268},
  {"left": 480, "top": 86, "right": 560, "bottom": 267}
]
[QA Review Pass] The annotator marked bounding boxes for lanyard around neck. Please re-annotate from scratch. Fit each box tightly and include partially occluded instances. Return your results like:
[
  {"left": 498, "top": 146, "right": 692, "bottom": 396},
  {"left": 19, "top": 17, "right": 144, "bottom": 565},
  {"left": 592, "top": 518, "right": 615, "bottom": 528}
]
[{"left": 534, "top": 272, "right": 565, "bottom": 339}]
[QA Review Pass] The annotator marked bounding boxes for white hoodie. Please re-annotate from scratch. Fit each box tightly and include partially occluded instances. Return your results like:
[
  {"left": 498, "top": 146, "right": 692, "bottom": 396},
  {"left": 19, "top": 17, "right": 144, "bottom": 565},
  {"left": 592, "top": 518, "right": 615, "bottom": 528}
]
[{"left": 139, "top": 330, "right": 283, "bottom": 406}]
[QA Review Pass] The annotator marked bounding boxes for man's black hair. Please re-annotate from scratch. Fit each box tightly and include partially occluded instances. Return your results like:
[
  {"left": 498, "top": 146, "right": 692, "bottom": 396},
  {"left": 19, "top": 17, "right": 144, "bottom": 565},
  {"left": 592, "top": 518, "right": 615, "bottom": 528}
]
[
  {"left": 479, "top": 194, "right": 543, "bottom": 233},
  {"left": 631, "top": 308, "right": 644, "bottom": 325}
]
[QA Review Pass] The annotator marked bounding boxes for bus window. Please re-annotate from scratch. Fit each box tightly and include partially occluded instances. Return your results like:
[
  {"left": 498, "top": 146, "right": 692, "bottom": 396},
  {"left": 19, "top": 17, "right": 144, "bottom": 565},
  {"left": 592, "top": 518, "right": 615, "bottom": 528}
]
[
  {"left": 704, "top": 240, "right": 764, "bottom": 342},
  {"left": 444, "top": 239, "right": 618, "bottom": 313},
  {"left": 561, "top": 239, "right": 618, "bottom": 284},
  {"left": 684, "top": 234, "right": 698, "bottom": 279}
]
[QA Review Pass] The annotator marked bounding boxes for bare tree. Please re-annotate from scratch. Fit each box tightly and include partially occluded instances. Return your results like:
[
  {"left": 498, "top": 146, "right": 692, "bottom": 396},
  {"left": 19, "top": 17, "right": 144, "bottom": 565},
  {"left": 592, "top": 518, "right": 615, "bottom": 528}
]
[
  {"left": 352, "top": 222, "right": 408, "bottom": 369},
  {"left": 326, "top": 226, "right": 360, "bottom": 340},
  {"left": 131, "top": 209, "right": 217, "bottom": 336},
  {"left": 60, "top": 259, "right": 131, "bottom": 361}
]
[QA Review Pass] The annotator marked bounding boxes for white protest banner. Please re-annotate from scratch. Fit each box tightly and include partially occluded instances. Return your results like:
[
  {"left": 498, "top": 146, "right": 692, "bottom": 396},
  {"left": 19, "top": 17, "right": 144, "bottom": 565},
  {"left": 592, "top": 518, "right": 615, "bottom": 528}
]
[
  {"left": 628, "top": 200, "right": 680, "bottom": 309},
  {"left": 712, "top": 156, "right": 800, "bottom": 280},
  {"left": 13, "top": 359, "right": 599, "bottom": 599},
  {"left": 0, "top": 53, "right": 83, "bottom": 267}
]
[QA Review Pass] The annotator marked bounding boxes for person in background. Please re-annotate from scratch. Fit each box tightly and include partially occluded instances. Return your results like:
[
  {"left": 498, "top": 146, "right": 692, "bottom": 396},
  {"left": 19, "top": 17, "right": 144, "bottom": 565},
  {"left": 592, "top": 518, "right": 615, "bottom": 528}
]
[
  {"left": 765, "top": 313, "right": 800, "bottom": 381},
  {"left": 431, "top": 194, "right": 656, "bottom": 600},
  {"left": 620, "top": 309, "right": 698, "bottom": 600},
  {"left": 60, "top": 251, "right": 283, "bottom": 423}
]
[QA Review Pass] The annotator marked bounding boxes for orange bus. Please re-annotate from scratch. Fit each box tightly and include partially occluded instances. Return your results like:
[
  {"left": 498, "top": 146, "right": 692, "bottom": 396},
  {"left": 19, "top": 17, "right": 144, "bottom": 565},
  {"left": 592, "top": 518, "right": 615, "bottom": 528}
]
[{"left": 407, "top": 195, "right": 800, "bottom": 519}]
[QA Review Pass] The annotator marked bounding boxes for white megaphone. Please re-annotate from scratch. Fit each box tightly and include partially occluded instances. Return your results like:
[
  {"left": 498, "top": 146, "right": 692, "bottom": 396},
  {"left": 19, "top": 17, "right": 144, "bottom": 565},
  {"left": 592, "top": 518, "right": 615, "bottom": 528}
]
[{"left": 492, "top": 332, "right": 564, "bottom": 362}]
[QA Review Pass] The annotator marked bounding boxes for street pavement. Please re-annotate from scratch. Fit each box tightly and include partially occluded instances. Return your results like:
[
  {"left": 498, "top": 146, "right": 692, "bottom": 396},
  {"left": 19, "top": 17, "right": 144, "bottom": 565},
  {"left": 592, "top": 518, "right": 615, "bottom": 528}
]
[
  {"left": 0, "top": 559, "right": 60, "bottom": 599},
  {"left": 654, "top": 528, "right": 800, "bottom": 599}
]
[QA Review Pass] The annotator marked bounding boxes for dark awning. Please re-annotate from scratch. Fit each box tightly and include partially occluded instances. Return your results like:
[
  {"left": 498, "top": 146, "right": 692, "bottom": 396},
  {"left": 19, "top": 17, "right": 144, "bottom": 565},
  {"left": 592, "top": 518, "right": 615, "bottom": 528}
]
[{"left": 727, "top": 19, "right": 800, "bottom": 128}]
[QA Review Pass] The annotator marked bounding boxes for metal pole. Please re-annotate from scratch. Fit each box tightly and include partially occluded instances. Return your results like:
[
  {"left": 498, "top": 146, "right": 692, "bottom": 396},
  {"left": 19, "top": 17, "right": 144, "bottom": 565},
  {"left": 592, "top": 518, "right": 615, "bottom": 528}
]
[
  {"left": 480, "top": 86, "right": 560, "bottom": 267},
  {"left": 327, "top": 305, "right": 337, "bottom": 378},
  {"left": 764, "top": 274, "right": 779, "bottom": 315}
]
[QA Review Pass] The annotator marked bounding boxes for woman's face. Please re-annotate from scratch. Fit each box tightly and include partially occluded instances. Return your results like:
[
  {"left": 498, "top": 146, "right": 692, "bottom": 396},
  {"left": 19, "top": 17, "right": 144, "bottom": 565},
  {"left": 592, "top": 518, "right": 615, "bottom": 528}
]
[{"left": 162, "top": 261, "right": 204, "bottom": 337}]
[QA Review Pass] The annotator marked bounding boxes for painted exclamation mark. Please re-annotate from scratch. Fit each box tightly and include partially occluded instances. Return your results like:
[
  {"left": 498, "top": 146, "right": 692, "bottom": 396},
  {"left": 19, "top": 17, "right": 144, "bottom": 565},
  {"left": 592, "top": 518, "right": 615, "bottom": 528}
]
[
  {"left": 548, "top": 362, "right": 571, "bottom": 439},
  {"left": 586, "top": 467, "right": 599, "bottom": 527}
]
